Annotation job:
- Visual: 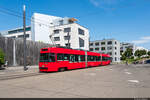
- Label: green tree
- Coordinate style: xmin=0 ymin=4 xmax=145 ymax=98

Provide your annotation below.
xmin=147 ymin=51 xmax=150 ymax=56
xmin=141 ymin=50 xmax=147 ymax=56
xmin=0 ymin=48 xmax=5 ymax=65
xmin=134 ymin=50 xmax=147 ymax=58
xmin=124 ymin=48 xmax=133 ymax=59
xmin=121 ymin=53 xmax=126 ymax=60
xmin=121 ymin=48 xmax=133 ymax=61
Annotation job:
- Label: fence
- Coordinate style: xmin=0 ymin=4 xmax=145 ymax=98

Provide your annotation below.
xmin=0 ymin=36 xmax=52 ymax=66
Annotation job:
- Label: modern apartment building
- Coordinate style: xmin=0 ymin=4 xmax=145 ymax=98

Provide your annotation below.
xmin=31 ymin=13 xmax=89 ymax=50
xmin=89 ymin=39 xmax=120 ymax=62
xmin=0 ymin=26 xmax=31 ymax=40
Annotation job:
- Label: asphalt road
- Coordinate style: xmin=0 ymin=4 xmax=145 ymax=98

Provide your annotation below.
xmin=0 ymin=64 xmax=150 ymax=98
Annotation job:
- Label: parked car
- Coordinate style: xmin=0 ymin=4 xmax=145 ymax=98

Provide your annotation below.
xmin=145 ymin=59 xmax=150 ymax=64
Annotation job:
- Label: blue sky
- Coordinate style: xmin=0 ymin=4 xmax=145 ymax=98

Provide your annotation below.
xmin=0 ymin=0 xmax=150 ymax=50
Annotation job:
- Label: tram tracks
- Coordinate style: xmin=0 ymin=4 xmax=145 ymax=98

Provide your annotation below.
xmin=0 ymin=72 xmax=45 ymax=81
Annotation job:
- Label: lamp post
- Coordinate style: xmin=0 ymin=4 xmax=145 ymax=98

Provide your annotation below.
xmin=23 ymin=5 xmax=28 ymax=71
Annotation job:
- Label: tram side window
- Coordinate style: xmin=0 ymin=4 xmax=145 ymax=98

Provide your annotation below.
xmin=40 ymin=53 xmax=49 ymax=62
xmin=87 ymin=56 xmax=91 ymax=61
xmin=107 ymin=57 xmax=111 ymax=61
xmin=75 ymin=55 xmax=79 ymax=62
xmin=49 ymin=53 xmax=55 ymax=62
xmin=96 ymin=56 xmax=101 ymax=61
xmin=91 ymin=56 xmax=96 ymax=61
xmin=57 ymin=53 xmax=64 ymax=61
xmin=87 ymin=56 xmax=97 ymax=61
xmin=102 ymin=57 xmax=105 ymax=61
xmin=78 ymin=55 xmax=85 ymax=62
xmin=91 ymin=56 xmax=94 ymax=61
xmin=70 ymin=55 xmax=75 ymax=62
xmin=80 ymin=55 xmax=85 ymax=61
xmin=105 ymin=57 xmax=107 ymax=61
xmin=64 ymin=54 xmax=69 ymax=60
xmin=94 ymin=56 xmax=97 ymax=61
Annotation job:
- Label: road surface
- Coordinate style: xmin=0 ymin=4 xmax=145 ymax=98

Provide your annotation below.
xmin=0 ymin=64 xmax=150 ymax=98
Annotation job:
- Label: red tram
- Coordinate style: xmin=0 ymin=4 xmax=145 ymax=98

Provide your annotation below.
xmin=39 ymin=47 xmax=111 ymax=72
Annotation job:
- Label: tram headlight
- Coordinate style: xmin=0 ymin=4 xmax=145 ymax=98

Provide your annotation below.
xmin=42 ymin=65 xmax=45 ymax=67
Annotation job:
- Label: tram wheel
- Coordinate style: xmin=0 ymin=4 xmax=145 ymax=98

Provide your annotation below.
xmin=59 ymin=68 xmax=65 ymax=72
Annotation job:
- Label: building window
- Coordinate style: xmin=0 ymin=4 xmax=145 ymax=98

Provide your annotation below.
xmin=107 ymin=46 xmax=112 ymax=50
xmin=25 ymin=34 xmax=29 ymax=38
xmin=115 ymin=41 xmax=117 ymax=44
xmin=108 ymin=52 xmax=112 ymax=55
xmin=95 ymin=42 xmax=99 ymax=46
xmin=26 ymin=27 xmax=31 ymax=31
xmin=64 ymin=27 xmax=71 ymax=32
xmin=54 ymin=29 xmax=60 ymax=34
xmin=107 ymin=41 xmax=112 ymax=45
xmin=115 ymin=47 xmax=117 ymax=50
xmin=18 ymin=29 xmax=23 ymax=32
xmin=90 ymin=43 xmax=93 ymax=46
xmin=18 ymin=35 xmax=24 ymax=38
xmin=115 ymin=52 xmax=117 ymax=55
xmin=54 ymin=37 xmax=60 ymax=41
xmin=90 ymin=48 xmax=93 ymax=51
xmin=64 ymin=36 xmax=70 ymax=40
xmin=10 ymin=36 xmax=16 ymax=39
xmin=65 ymin=43 xmax=70 ymax=47
xmin=59 ymin=20 xmax=63 ymax=25
xmin=8 ymin=30 xmax=18 ymax=34
xmin=18 ymin=34 xmax=29 ymax=38
xmin=115 ymin=57 xmax=117 ymax=61
xmin=56 ymin=44 xmax=60 ymax=46
xmin=101 ymin=42 xmax=105 ymax=45
xmin=95 ymin=48 xmax=99 ymax=51
xmin=79 ymin=37 xmax=84 ymax=47
xmin=101 ymin=47 xmax=105 ymax=51
xmin=78 ymin=28 xmax=84 ymax=35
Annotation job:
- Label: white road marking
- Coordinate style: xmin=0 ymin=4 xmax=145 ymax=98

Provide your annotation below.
xmin=89 ymin=73 xmax=96 ymax=76
xmin=109 ymin=69 xmax=113 ymax=70
xmin=128 ymin=80 xmax=139 ymax=83
xmin=125 ymin=72 xmax=132 ymax=75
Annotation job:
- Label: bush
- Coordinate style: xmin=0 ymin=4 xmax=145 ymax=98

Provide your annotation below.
xmin=0 ymin=48 xmax=5 ymax=65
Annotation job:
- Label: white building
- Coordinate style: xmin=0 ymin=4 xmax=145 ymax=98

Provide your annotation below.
xmin=0 ymin=26 xmax=31 ymax=40
xmin=31 ymin=13 xmax=89 ymax=50
xmin=90 ymin=39 xmax=120 ymax=62
xmin=135 ymin=46 xmax=148 ymax=52
xmin=0 ymin=13 xmax=89 ymax=50
xmin=120 ymin=43 xmax=148 ymax=55
xmin=120 ymin=42 xmax=137 ymax=54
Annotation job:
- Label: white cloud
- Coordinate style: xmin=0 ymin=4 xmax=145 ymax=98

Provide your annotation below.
xmin=89 ymin=0 xmax=123 ymax=7
xmin=141 ymin=36 xmax=150 ymax=40
xmin=132 ymin=36 xmax=150 ymax=44
xmin=132 ymin=40 xmax=149 ymax=44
